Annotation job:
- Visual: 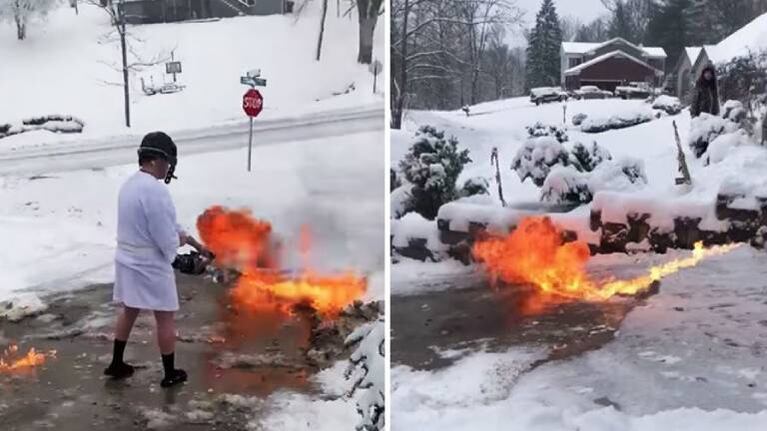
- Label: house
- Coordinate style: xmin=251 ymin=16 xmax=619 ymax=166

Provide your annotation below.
xmin=560 ymin=38 xmax=667 ymax=92
xmin=117 ymin=0 xmax=291 ymax=24
xmin=672 ymin=46 xmax=703 ymax=102
xmin=672 ymin=12 xmax=767 ymax=103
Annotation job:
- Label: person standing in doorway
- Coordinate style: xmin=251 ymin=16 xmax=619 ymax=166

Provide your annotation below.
xmin=104 ymin=131 xmax=209 ymax=388
xmin=691 ymin=64 xmax=720 ymax=117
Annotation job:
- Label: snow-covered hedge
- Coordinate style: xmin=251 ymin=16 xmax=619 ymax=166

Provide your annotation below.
xmin=581 ymin=110 xmax=653 ymax=133
xmin=511 ymin=136 xmax=570 ymax=187
xmin=0 ymin=115 xmax=85 ymax=139
xmin=391 ymin=212 xmax=446 ymax=260
xmin=540 ymin=166 xmax=592 ymax=204
xmin=688 ymin=113 xmax=739 ymax=158
xmin=526 ymin=122 xmax=568 ymax=143
xmin=396 ymin=125 xmax=472 ymax=220
xmin=651 ymin=95 xmax=683 ymax=115
xmin=345 ymin=318 xmax=384 ymax=431
xmin=459 ymin=176 xmax=490 ymax=197
xmin=706 ymin=130 xmax=751 ymax=164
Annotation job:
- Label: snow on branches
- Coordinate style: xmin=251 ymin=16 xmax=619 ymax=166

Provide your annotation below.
xmin=345 ymin=318 xmax=385 ymax=431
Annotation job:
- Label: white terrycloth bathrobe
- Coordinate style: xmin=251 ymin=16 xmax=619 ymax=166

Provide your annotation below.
xmin=113 ymin=171 xmax=184 ymax=311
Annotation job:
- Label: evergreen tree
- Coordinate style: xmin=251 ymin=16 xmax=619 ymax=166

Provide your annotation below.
xmin=525 ymin=0 xmax=563 ymax=89
xmin=645 ymin=0 xmax=693 ymax=71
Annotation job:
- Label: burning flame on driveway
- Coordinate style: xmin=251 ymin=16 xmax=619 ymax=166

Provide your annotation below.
xmin=473 ymin=217 xmax=739 ymax=302
xmin=0 ymin=345 xmax=56 ymax=374
xmin=197 ymin=206 xmax=366 ymax=317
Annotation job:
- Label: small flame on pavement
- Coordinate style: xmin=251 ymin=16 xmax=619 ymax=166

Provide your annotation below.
xmin=0 ymin=344 xmax=56 ymax=374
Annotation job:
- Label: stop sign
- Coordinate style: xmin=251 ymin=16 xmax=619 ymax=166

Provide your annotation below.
xmin=242 ymin=89 xmax=263 ymax=117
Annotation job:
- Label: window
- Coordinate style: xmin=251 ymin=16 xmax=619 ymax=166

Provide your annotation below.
xmin=568 ymin=57 xmax=583 ymax=68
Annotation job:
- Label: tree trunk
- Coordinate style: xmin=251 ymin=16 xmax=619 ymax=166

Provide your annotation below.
xmin=392 ymin=0 xmax=409 ymax=130
xmin=15 ymin=14 xmax=25 ymax=40
xmin=356 ymin=0 xmax=378 ymax=64
xmin=357 ymin=16 xmax=377 ymax=64
xmin=316 ymin=0 xmax=328 ymax=61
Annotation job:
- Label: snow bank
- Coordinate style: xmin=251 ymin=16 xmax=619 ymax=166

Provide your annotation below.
xmin=652 ymin=96 xmax=683 ymax=115
xmin=391 ymin=212 xmax=445 ymax=252
xmin=707 ymin=131 xmax=751 ymax=164
xmin=437 ymin=202 xmax=536 ymax=234
xmin=581 ymin=109 xmax=653 ymax=133
xmin=0 ymin=293 xmax=47 ymax=322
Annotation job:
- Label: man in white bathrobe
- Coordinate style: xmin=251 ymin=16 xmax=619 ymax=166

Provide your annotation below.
xmin=104 ymin=131 xmax=208 ymax=388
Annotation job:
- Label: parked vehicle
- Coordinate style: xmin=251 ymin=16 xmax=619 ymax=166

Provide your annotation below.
xmin=615 ymin=83 xmax=652 ymax=99
xmin=573 ymin=85 xmax=612 ymax=100
xmin=530 ymin=87 xmax=568 ymax=105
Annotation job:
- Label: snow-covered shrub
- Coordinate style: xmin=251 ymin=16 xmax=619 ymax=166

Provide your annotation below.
xmin=569 ymin=141 xmax=612 ymax=172
xmin=0 ymin=115 xmax=85 ymax=139
xmin=540 ymin=158 xmax=647 ymax=205
xmin=541 ymin=166 xmax=592 ymax=205
xmin=526 ymin=122 xmax=568 ymax=143
xmin=723 ymin=100 xmax=747 ymax=122
xmin=459 ymin=176 xmax=490 ymax=197
xmin=706 ymin=130 xmax=751 ymax=163
xmin=590 ymin=157 xmax=648 ymax=191
xmin=581 ymin=110 xmax=653 ymax=133
xmin=511 ymin=136 xmax=570 ymax=187
xmin=345 ymin=319 xmax=384 ymax=431
xmin=398 ymin=125 xmax=471 ymax=219
xmin=572 ymin=113 xmax=588 ymax=126
xmin=717 ymin=50 xmax=767 ymax=107
xmin=391 ymin=184 xmax=415 ymax=219
xmin=651 ymin=95 xmax=683 ymax=115
xmin=391 ymin=212 xmax=446 ymax=260
xmin=688 ymin=113 xmax=739 ymax=158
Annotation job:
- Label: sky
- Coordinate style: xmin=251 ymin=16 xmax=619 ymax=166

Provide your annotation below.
xmin=507 ymin=0 xmax=608 ymax=47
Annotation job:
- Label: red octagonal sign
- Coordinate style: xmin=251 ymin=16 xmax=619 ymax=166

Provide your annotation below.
xmin=242 ymin=89 xmax=263 ymax=117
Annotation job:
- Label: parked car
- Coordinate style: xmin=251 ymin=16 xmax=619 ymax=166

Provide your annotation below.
xmin=615 ymin=83 xmax=652 ymax=99
xmin=530 ymin=87 xmax=568 ymax=105
xmin=573 ymin=85 xmax=612 ymax=100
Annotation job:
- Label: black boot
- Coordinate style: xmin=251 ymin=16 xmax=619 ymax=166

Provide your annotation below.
xmin=160 ymin=352 xmax=187 ymax=388
xmin=104 ymin=339 xmax=135 ymax=379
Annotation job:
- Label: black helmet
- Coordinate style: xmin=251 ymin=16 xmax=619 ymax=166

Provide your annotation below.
xmin=138 ymin=131 xmax=178 ymax=184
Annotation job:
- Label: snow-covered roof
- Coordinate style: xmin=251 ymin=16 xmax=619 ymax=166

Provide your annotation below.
xmin=564 ymin=50 xmax=662 ymax=76
xmin=708 ymin=12 xmax=767 ymax=64
xmin=685 ymin=47 xmax=703 ymax=64
xmin=562 ymin=38 xmax=666 ymax=58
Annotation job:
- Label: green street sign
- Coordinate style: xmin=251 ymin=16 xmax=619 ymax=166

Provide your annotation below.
xmin=252 ymin=78 xmax=267 ymax=87
xmin=240 ymin=77 xmax=266 ymax=87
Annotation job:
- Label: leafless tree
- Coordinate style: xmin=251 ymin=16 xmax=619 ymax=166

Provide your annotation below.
xmin=0 ymin=0 xmax=58 ymax=40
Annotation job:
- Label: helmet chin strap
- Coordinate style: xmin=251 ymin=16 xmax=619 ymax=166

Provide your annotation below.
xmin=164 ymin=164 xmax=177 ymax=184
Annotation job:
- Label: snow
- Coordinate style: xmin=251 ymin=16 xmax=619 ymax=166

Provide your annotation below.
xmin=707 ymin=13 xmax=767 ymax=64
xmin=0 ymin=1 xmax=383 ymax=142
xmin=391 ymin=212 xmax=445 ymax=252
xmin=437 ymin=202 xmax=536 ymax=234
xmin=707 ymin=131 xmax=750 ymax=164
xmin=652 ymin=95 xmax=682 ymax=115
xmin=580 ymin=109 xmax=653 ymax=133
xmin=685 ymin=47 xmax=703 ymax=64
xmin=561 ymin=40 xmax=666 ymax=58
xmin=0 ymin=130 xmax=384 ymax=302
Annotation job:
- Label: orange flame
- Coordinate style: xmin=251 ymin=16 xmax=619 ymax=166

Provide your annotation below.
xmin=473 ymin=217 xmax=739 ymax=302
xmin=0 ymin=344 xmax=56 ymax=374
xmin=197 ymin=207 xmax=366 ymax=317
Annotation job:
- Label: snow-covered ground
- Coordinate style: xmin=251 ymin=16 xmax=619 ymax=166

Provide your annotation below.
xmin=0 ymin=1 xmax=383 ymax=146
xmin=393 ymin=247 xmax=767 ymax=430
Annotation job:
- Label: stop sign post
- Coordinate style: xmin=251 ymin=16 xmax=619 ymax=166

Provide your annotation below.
xmin=242 ymin=89 xmax=263 ymax=171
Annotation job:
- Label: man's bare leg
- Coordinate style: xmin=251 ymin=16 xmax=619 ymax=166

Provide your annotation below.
xmin=154 ymin=310 xmax=187 ymax=387
xmin=105 ymin=306 xmax=140 ymax=379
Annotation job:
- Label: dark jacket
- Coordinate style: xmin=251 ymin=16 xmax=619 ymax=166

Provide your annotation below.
xmin=691 ymin=65 xmax=720 ymax=117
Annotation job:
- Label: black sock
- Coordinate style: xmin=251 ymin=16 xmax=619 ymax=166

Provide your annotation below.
xmin=161 ymin=352 xmax=175 ymax=376
xmin=111 ymin=339 xmax=127 ymax=365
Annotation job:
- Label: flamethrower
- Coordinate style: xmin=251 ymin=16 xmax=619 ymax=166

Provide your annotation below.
xmin=172 ymin=250 xmax=215 ymax=275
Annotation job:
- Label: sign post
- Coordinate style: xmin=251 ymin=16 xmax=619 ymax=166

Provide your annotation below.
xmin=369 ymin=59 xmax=383 ymax=94
xmin=166 ymin=51 xmax=182 ymax=83
xmin=240 ymin=68 xmax=267 ymax=171
xmin=242 ymin=88 xmax=264 ymax=171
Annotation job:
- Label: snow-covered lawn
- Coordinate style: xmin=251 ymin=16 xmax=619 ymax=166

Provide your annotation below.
xmin=0 ymin=1 xmax=383 ymax=144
